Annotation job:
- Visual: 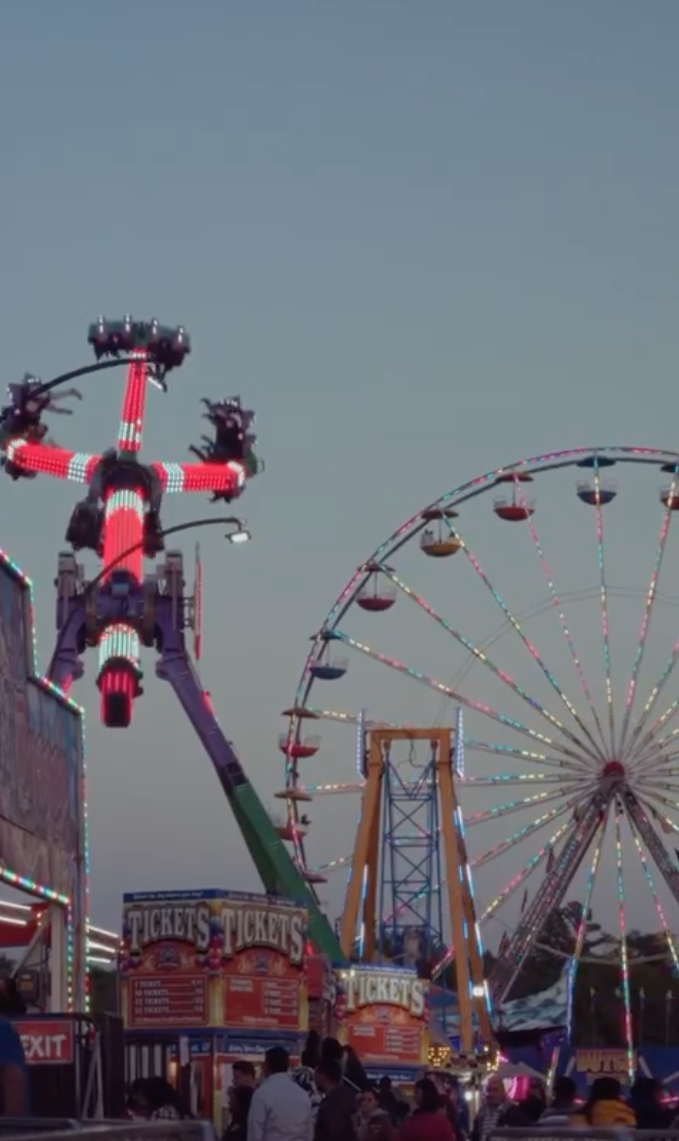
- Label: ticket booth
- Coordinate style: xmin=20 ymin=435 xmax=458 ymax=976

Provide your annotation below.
xmin=121 ymin=889 xmax=310 ymax=1127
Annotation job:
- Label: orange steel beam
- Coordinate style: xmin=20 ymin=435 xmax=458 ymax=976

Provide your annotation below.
xmin=437 ymin=739 xmax=474 ymax=1053
xmin=363 ymin=787 xmax=382 ymax=960
xmin=340 ymin=736 xmax=383 ymax=958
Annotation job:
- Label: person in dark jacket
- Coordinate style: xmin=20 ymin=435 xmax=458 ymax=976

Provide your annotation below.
xmin=541 ymin=1076 xmax=577 ymax=1124
xmin=315 ymin=1058 xmax=358 ymax=1141
xmin=628 ymin=1077 xmax=673 ymax=1130
xmin=224 ymin=1085 xmax=254 ymax=1141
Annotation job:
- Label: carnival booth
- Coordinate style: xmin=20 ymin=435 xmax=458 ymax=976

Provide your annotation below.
xmin=121 ymin=889 xmax=311 ymax=1126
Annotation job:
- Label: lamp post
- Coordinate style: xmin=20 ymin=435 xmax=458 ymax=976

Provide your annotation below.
xmin=48 ymin=515 xmax=250 ymax=679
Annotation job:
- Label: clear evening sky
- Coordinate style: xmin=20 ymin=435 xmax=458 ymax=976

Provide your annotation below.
xmin=1 ymin=2 xmax=679 ymax=943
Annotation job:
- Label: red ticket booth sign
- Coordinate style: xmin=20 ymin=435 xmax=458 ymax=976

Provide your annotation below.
xmin=334 ymin=967 xmax=429 ymax=1069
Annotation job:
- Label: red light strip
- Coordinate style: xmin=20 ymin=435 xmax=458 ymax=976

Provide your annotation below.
xmin=5 ymin=441 xmax=100 ymax=482
xmin=151 ymin=460 xmax=246 ymax=494
xmin=117 ymin=354 xmax=148 ymax=454
xmin=101 ymin=488 xmax=145 ymax=582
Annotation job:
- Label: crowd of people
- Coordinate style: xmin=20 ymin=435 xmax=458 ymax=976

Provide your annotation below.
xmin=471 ymin=1072 xmax=679 ymax=1138
xmin=125 ymin=1036 xmax=679 ymax=1141
xmin=221 ymin=1034 xmax=465 ymax=1141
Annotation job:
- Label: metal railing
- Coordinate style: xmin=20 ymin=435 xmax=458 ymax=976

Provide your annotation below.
xmin=0 ymin=1124 xmax=215 ymax=1141
xmin=490 ymin=1130 xmax=679 ymax=1141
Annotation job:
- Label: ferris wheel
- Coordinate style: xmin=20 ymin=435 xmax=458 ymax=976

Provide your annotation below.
xmin=278 ymin=446 xmax=679 ymax=1053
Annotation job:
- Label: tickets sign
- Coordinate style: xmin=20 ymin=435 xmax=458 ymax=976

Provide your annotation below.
xmin=15 ymin=1019 xmax=74 ymax=1065
xmin=221 ymin=893 xmax=307 ymax=1031
xmin=121 ymin=889 xmax=308 ymax=1033
xmin=334 ymin=966 xmax=428 ymax=1068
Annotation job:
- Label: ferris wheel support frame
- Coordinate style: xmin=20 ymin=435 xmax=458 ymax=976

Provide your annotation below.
xmin=340 ymin=726 xmax=492 ymax=1053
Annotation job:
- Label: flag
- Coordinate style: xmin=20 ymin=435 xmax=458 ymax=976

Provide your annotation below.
xmin=546 ymin=847 xmax=555 ymax=873
xmin=520 ymin=888 xmax=529 ymax=914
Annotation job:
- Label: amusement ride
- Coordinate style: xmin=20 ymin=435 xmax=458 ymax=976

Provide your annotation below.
xmin=281 ymin=449 xmax=679 ymax=1065
xmin=0 ymin=317 xmax=345 ymax=969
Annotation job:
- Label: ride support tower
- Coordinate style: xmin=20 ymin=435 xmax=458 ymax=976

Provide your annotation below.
xmin=0 ymin=318 xmax=343 ymax=961
xmin=341 ymin=725 xmax=492 ymax=1054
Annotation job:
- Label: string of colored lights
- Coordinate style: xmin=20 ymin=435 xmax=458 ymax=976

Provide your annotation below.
xmin=511 ymin=473 xmax=608 ymax=759
xmin=454 ymin=708 xmax=464 ymax=777
xmin=614 ymin=807 xmax=634 ymax=1079
xmin=626 ymin=630 xmax=679 ymax=760
xmin=463 ymin=784 xmax=593 ymax=828
xmin=630 ymin=828 xmax=679 ymax=976
xmin=565 ymin=819 xmax=605 ymax=1041
xmin=471 ymin=795 xmax=585 ymax=869
xmin=629 ymin=701 xmax=679 ymax=771
xmin=454 ymin=802 xmax=492 ymax=1019
xmin=333 ymin=630 xmax=591 ymax=766
xmin=380 ymin=564 xmax=602 ymax=763
xmin=0 ymin=548 xmax=87 ymax=1010
xmin=592 ymin=461 xmax=616 ymax=751
xmin=117 ymin=352 xmax=147 ymax=454
xmin=618 ymin=473 xmax=677 ymax=757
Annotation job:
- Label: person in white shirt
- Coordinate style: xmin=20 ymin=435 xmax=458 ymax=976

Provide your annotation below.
xmin=247 ymin=1046 xmax=313 ymax=1141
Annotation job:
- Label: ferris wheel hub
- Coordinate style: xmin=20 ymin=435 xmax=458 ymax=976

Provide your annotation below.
xmin=600 ymin=759 xmax=626 ymax=788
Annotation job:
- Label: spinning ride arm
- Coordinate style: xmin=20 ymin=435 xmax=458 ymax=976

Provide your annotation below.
xmin=154 ymin=585 xmax=342 ymax=960
xmin=489 ymin=794 xmax=607 ymax=1003
xmin=4 ymin=439 xmax=101 ymax=482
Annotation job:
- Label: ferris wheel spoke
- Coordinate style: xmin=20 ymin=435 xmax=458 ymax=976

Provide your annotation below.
xmin=632 ymin=723 xmax=679 ymax=774
xmin=379 ymin=565 xmax=602 ymax=764
xmin=629 ymin=827 xmax=679 ymax=977
xmin=464 ymin=772 xmax=578 ymax=786
xmin=566 ymin=817 xmax=607 ymax=1041
xmin=440 ymin=516 xmax=599 ymax=761
xmin=582 ymin=462 xmax=617 ymax=752
xmin=334 ymin=630 xmax=593 ymax=770
xmin=619 ymin=477 xmax=678 ymax=757
xmin=432 ymin=818 xmax=575 ymax=981
xmin=629 ymin=704 xmax=679 ymax=770
xmin=300 ymin=782 xmax=365 ymax=794
xmin=465 ymin=783 xmax=595 ymax=828
xmin=307 ymin=707 xmax=395 ymax=729
xmin=471 ymin=793 xmax=588 ymax=869
xmin=509 ymin=474 xmax=609 ymax=758
xmin=624 ymin=637 xmax=679 ymax=761
xmin=480 ymin=819 xmax=576 ymax=923
xmin=613 ymin=808 xmax=635 ymax=1077
xmin=310 ymin=855 xmax=353 ymax=874
xmin=467 ymin=740 xmax=574 ymax=765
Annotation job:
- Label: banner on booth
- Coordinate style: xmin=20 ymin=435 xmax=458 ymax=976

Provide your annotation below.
xmin=121 ymin=890 xmax=308 ymax=1033
xmin=334 ymin=966 xmax=429 ymax=1069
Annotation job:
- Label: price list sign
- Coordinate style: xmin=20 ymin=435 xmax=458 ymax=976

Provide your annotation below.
xmin=130 ymin=975 xmax=207 ymax=1028
xmin=225 ymin=972 xmax=300 ymax=1030
xmin=347 ymin=1019 xmax=421 ymax=1066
